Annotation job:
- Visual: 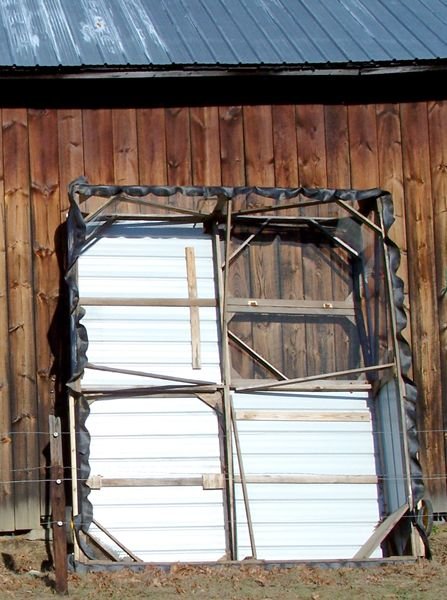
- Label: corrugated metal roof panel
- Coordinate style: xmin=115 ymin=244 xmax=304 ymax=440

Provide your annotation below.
xmin=0 ymin=0 xmax=446 ymax=68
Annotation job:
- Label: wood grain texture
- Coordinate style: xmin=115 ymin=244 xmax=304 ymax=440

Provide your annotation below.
xmin=0 ymin=108 xmax=14 ymax=530
xmin=28 ymin=109 xmax=60 ymax=513
xmin=296 ymin=104 xmax=334 ymax=376
xmin=219 ymin=106 xmax=245 ymax=187
xmin=83 ymin=109 xmax=114 ymax=212
xmin=112 ymin=108 xmax=138 ymax=185
xmin=191 ymin=107 xmax=221 ymax=185
xmin=165 ymin=107 xmax=192 ymax=187
xmin=348 ymin=105 xmax=379 ymax=189
xmin=57 ymin=109 xmax=84 ymax=211
xmin=427 ymin=100 xmax=447 ymax=471
xmin=243 ymin=105 xmax=275 ymax=187
xmin=272 ymin=106 xmax=306 ymax=377
xmin=376 ymin=103 xmax=412 ymax=351
xmin=137 ymin=108 xmax=167 ymax=185
xmin=272 ymin=105 xmax=299 ymax=188
xmin=325 ymin=105 xmax=351 ymax=190
xmin=235 ymin=410 xmax=371 ymax=422
xmin=348 ymin=104 xmax=383 ymax=368
xmin=324 ymin=105 xmax=354 ymax=372
xmin=112 ymin=108 xmax=138 ymax=214
xmin=243 ymin=106 xmax=282 ymax=377
xmin=185 ymin=247 xmax=201 ymax=369
xmin=219 ymin=105 xmax=250 ymax=376
xmin=2 ymin=108 xmax=39 ymax=530
xmin=401 ymin=102 xmax=445 ymax=511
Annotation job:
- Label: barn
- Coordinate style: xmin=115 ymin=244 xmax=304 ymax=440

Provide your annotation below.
xmin=0 ymin=0 xmax=446 ymax=566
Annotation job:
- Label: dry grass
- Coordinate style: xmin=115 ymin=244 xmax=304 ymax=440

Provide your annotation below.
xmin=1 ymin=523 xmax=447 ymax=598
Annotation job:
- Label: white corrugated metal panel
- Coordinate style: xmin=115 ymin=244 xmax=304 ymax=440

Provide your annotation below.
xmin=232 ymin=391 xmax=381 ymax=560
xmin=77 ymin=224 xmax=226 ymax=561
xmin=86 ymin=396 xmax=226 ymax=562
xmin=79 ymin=230 xmax=215 ymax=299
xmin=79 ymin=225 xmax=221 ymax=388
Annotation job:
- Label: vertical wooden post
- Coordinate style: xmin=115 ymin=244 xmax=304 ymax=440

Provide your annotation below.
xmin=185 ymin=247 xmax=201 ymax=369
xmin=49 ymin=415 xmax=68 ymax=595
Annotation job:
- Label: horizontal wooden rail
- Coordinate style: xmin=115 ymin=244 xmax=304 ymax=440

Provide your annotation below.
xmin=80 ymin=297 xmax=216 ymax=307
xmin=87 ymin=473 xmax=378 ymax=489
xmin=227 ymin=298 xmax=355 ymax=316
xmin=231 ymin=379 xmax=371 ymax=391
xmin=234 ymin=410 xmax=371 ymax=422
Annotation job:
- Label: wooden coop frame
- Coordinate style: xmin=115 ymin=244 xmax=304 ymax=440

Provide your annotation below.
xmin=65 ymin=179 xmax=428 ymax=568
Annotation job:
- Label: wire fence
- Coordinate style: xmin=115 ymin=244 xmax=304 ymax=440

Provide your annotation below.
xmin=1 ymin=428 xmax=447 ymax=486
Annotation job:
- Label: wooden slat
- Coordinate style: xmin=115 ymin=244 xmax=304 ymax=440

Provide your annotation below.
xmin=239 ymin=475 xmax=378 ymax=485
xmin=57 ymin=109 xmax=84 ymax=212
xmin=137 ymin=108 xmax=167 ymax=187
xmin=91 ymin=518 xmax=143 ymax=562
xmin=0 ymin=107 xmax=14 ymax=530
xmin=228 ymin=330 xmax=287 ymax=380
xmin=88 ymin=476 xmax=204 ymax=488
xmin=325 ymin=105 xmax=351 ymax=190
xmin=112 ymin=108 xmax=138 ymax=185
xmin=28 ymin=108 xmax=61 ymax=518
xmin=353 ymin=503 xmax=409 ymax=560
xmin=348 ymin=104 xmax=382 ymax=366
xmin=401 ymin=102 xmax=445 ymax=511
xmin=82 ymin=109 xmax=114 ymax=212
xmin=243 ymin=106 xmax=282 ymax=378
xmin=219 ymin=106 xmax=252 ymax=379
xmin=165 ymin=107 xmax=192 ymax=187
xmin=219 ymin=106 xmax=245 ymax=187
xmin=3 ymin=108 xmax=39 ymax=530
xmin=136 ymin=107 xmax=167 ymax=215
xmin=272 ymin=105 xmax=299 ymax=187
xmin=185 ymin=247 xmax=201 ymax=369
xmin=235 ymin=410 xmax=371 ymax=422
xmin=325 ymin=105 xmax=354 ymax=373
xmin=112 ymin=108 xmax=138 ymax=214
xmin=231 ymin=379 xmax=371 ymax=392
xmin=236 ymin=362 xmax=395 ymax=392
xmin=88 ymin=474 xmax=378 ymax=487
xmin=227 ymin=298 xmax=355 ymax=316
xmin=427 ymin=101 xmax=447 ymax=471
xmin=80 ymin=297 xmax=216 ymax=307
xmin=191 ymin=107 xmax=221 ymax=185
xmin=272 ymin=105 xmax=307 ymax=379
xmin=296 ymin=104 xmax=333 ymax=376
xmin=348 ymin=105 xmax=379 ymax=189
xmin=376 ymin=104 xmax=411 ymax=350
xmin=244 ymin=105 xmax=275 ymax=187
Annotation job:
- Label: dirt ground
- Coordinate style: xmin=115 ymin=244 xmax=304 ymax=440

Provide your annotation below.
xmin=1 ymin=524 xmax=447 ymax=598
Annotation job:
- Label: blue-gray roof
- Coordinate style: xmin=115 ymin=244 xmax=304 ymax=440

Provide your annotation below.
xmin=1 ymin=0 xmax=447 ymax=69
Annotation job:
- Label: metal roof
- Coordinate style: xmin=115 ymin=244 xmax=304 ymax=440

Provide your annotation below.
xmin=0 ymin=0 xmax=447 ymax=70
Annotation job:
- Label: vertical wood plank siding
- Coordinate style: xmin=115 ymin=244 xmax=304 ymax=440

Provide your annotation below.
xmin=0 ymin=100 xmax=446 ymax=530
xmin=0 ymin=108 xmax=14 ymax=529
xmin=2 ymin=109 xmax=40 ymax=530
xmin=400 ymin=103 xmax=445 ymax=509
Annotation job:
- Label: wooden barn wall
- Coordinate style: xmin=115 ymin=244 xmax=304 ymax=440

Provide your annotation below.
xmin=0 ymin=99 xmax=446 ymax=532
